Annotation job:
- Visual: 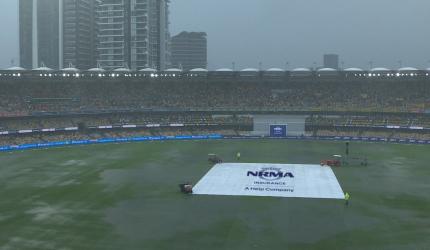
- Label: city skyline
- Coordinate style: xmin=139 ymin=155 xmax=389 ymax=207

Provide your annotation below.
xmin=97 ymin=0 xmax=170 ymax=70
xmin=1 ymin=0 xmax=430 ymax=70
xmin=19 ymin=0 xmax=99 ymax=70
xmin=171 ymin=31 xmax=207 ymax=71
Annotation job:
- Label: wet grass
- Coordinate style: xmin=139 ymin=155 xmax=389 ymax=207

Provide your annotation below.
xmin=0 ymin=140 xmax=429 ymax=250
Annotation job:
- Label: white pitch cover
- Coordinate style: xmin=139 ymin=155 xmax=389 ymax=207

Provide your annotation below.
xmin=192 ymin=163 xmax=344 ymax=199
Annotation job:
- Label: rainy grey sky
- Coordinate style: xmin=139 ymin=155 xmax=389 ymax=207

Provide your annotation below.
xmin=1 ymin=0 xmax=430 ymax=69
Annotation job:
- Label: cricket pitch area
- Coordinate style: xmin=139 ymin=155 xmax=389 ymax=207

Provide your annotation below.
xmin=193 ymin=163 xmax=344 ymax=199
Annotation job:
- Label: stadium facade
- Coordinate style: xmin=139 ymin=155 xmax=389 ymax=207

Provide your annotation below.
xmin=171 ymin=31 xmax=207 ymax=71
xmin=97 ymin=0 xmax=170 ymax=71
xmin=19 ymin=0 xmax=99 ymax=70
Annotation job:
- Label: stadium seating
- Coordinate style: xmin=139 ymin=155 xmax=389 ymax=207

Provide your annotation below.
xmin=1 ymin=77 xmax=429 ymax=146
xmin=0 ymin=77 xmax=429 ymax=115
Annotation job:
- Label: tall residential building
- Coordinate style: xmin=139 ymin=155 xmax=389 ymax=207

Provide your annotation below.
xmin=323 ymin=54 xmax=339 ymax=69
xmin=19 ymin=0 xmax=99 ymax=70
xmin=97 ymin=0 xmax=170 ymax=71
xmin=171 ymin=31 xmax=207 ymax=71
xmin=63 ymin=0 xmax=99 ymax=69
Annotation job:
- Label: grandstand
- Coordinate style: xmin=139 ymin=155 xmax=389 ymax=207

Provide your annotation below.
xmin=0 ymin=68 xmax=429 ymax=148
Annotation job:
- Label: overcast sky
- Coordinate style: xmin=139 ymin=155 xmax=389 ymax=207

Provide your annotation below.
xmin=1 ymin=0 xmax=430 ymax=69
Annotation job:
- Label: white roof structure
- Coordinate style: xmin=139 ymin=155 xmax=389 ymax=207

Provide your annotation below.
xmin=216 ymin=68 xmax=233 ymax=72
xmin=113 ymin=68 xmax=131 ymax=72
xmin=371 ymin=67 xmax=390 ymax=72
xmin=292 ymin=67 xmax=311 ymax=72
xmin=266 ymin=68 xmax=284 ymax=72
xmin=61 ymin=67 xmax=79 ymax=72
xmin=189 ymin=68 xmax=208 ymax=72
xmin=32 ymin=66 xmax=53 ymax=71
xmin=87 ymin=67 xmax=105 ymax=72
xmin=241 ymin=68 xmax=259 ymax=72
xmin=165 ymin=68 xmax=182 ymax=72
xmin=5 ymin=66 xmax=26 ymax=71
xmin=139 ymin=68 xmax=157 ymax=72
xmin=398 ymin=67 xmax=418 ymax=72
xmin=317 ymin=68 xmax=337 ymax=72
xmin=427 ymin=68 xmax=430 ymax=71
xmin=344 ymin=67 xmax=364 ymax=72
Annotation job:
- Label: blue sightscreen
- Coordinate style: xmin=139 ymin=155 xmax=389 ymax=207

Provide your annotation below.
xmin=270 ymin=124 xmax=287 ymax=137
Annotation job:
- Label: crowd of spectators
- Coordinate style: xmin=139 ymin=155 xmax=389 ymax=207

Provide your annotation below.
xmin=0 ymin=77 xmax=429 ymax=115
xmin=306 ymin=115 xmax=430 ymax=128
xmin=314 ymin=129 xmax=430 ymax=140
xmin=1 ymin=112 xmax=430 ymax=146
xmin=307 ymin=115 xmax=430 ymax=140
xmin=0 ymin=113 xmax=252 ymax=131
xmin=0 ymin=128 xmax=240 ymax=147
xmin=1 ymin=76 xmax=430 ymax=147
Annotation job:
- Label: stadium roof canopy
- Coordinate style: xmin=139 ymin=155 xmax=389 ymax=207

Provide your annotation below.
xmin=139 ymin=68 xmax=157 ymax=72
xmin=344 ymin=67 xmax=364 ymax=72
xmin=371 ymin=67 xmax=390 ymax=72
xmin=61 ymin=67 xmax=79 ymax=72
xmin=5 ymin=66 xmax=25 ymax=71
xmin=87 ymin=67 xmax=105 ymax=72
xmin=32 ymin=66 xmax=53 ymax=71
xmin=398 ymin=67 xmax=419 ymax=72
xmin=317 ymin=68 xmax=337 ymax=72
xmin=113 ymin=68 xmax=131 ymax=72
xmin=266 ymin=68 xmax=284 ymax=72
xmin=165 ymin=68 xmax=182 ymax=72
xmin=241 ymin=68 xmax=259 ymax=72
xmin=216 ymin=68 xmax=233 ymax=72
xmin=292 ymin=67 xmax=311 ymax=72
xmin=189 ymin=68 xmax=208 ymax=72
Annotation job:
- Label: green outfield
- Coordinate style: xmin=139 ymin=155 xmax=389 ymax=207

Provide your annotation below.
xmin=0 ymin=140 xmax=429 ymax=250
